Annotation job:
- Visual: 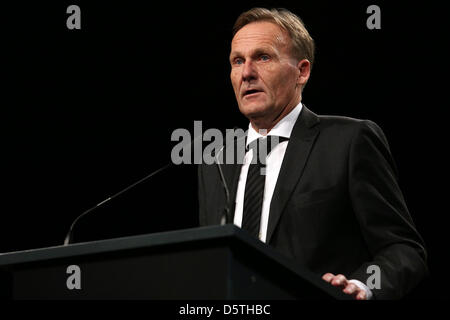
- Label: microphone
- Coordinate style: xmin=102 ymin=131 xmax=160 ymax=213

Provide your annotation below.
xmin=63 ymin=163 xmax=172 ymax=245
xmin=63 ymin=127 xmax=239 ymax=245
xmin=63 ymin=128 xmax=210 ymax=245
xmin=215 ymin=126 xmax=245 ymax=225
xmin=215 ymin=148 xmax=231 ymax=226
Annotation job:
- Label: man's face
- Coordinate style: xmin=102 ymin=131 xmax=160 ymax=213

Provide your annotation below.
xmin=230 ymin=21 xmax=304 ymax=123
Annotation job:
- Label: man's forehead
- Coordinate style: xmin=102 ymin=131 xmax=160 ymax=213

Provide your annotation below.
xmin=231 ymin=21 xmax=288 ymax=48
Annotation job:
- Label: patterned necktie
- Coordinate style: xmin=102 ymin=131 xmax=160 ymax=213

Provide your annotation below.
xmin=242 ymin=136 xmax=289 ymax=238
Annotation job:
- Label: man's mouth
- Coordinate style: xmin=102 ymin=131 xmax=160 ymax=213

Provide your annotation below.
xmin=242 ymin=88 xmax=264 ymax=98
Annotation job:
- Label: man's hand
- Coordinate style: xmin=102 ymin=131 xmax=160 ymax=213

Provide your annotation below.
xmin=322 ymin=273 xmax=367 ymax=300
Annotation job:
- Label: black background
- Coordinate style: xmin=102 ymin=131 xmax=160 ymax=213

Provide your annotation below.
xmin=2 ymin=0 xmax=448 ymax=299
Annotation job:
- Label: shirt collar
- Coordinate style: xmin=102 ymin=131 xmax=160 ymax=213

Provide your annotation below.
xmin=246 ymin=101 xmax=303 ymax=147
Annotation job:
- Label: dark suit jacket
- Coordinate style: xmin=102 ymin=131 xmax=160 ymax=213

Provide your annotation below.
xmin=198 ymin=105 xmax=428 ymax=299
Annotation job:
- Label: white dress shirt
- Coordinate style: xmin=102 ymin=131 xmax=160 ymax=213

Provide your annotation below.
xmin=233 ymin=102 xmax=302 ymax=242
xmin=233 ymin=101 xmax=373 ymax=299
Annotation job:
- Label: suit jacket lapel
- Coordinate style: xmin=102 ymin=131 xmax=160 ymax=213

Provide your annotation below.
xmin=266 ymin=105 xmax=320 ymax=243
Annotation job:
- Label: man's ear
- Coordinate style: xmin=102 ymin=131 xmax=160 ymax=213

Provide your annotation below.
xmin=297 ymin=59 xmax=311 ymax=87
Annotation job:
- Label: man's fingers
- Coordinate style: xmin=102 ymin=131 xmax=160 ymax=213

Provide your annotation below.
xmin=322 ymin=273 xmax=335 ymax=283
xmin=343 ymin=283 xmax=358 ymax=295
xmin=322 ymin=272 xmax=368 ymax=300
xmin=331 ymin=274 xmax=348 ymax=287
xmin=356 ymin=289 xmax=367 ymax=300
xmin=322 ymin=273 xmax=348 ymax=288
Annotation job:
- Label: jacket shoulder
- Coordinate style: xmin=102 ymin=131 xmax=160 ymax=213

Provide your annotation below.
xmin=317 ymin=114 xmax=384 ymax=137
xmin=318 ymin=114 xmax=372 ymax=127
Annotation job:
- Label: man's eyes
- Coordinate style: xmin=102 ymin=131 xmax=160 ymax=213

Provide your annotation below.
xmin=231 ymin=54 xmax=271 ymax=65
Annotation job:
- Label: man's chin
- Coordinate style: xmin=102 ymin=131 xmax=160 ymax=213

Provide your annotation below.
xmin=239 ymin=102 xmax=269 ymax=119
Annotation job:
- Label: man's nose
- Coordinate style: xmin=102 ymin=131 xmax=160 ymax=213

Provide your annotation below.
xmin=242 ymin=60 xmax=257 ymax=82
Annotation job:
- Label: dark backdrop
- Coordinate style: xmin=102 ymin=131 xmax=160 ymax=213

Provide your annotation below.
xmin=2 ymin=0 xmax=448 ymax=299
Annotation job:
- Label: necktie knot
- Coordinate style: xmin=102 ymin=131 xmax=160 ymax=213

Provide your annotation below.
xmin=246 ymin=136 xmax=289 ymax=165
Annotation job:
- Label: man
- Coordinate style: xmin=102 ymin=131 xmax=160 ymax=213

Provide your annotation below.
xmin=197 ymin=8 xmax=427 ymax=299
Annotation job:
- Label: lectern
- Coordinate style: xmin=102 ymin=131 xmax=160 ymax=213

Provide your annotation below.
xmin=0 ymin=225 xmax=349 ymax=299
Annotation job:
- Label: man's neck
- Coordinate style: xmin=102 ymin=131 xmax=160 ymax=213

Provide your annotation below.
xmin=250 ymin=98 xmax=302 ymax=133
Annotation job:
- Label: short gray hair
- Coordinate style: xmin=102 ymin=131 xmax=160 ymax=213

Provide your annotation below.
xmin=233 ymin=7 xmax=315 ymax=68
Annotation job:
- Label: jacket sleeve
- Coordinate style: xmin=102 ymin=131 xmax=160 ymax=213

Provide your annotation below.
xmin=348 ymin=120 xmax=428 ymax=299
